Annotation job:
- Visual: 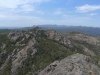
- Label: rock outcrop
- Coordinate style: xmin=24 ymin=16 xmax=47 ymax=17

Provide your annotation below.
xmin=83 ymin=46 xmax=95 ymax=56
xmin=8 ymin=31 xmax=23 ymax=41
xmin=67 ymin=33 xmax=100 ymax=45
xmin=38 ymin=53 xmax=100 ymax=75
xmin=11 ymin=38 xmax=36 ymax=74
xmin=45 ymin=29 xmax=61 ymax=41
xmin=1 ymin=43 xmax=6 ymax=49
xmin=45 ymin=29 xmax=73 ymax=49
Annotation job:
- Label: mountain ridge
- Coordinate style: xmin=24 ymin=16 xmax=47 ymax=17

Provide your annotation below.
xmin=0 ymin=27 xmax=100 ymax=75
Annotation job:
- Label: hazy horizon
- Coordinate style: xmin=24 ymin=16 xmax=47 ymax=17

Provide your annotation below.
xmin=0 ymin=25 xmax=100 ymax=29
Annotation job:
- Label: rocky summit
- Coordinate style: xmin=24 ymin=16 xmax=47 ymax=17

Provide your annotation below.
xmin=38 ymin=53 xmax=100 ymax=75
xmin=0 ymin=27 xmax=100 ymax=75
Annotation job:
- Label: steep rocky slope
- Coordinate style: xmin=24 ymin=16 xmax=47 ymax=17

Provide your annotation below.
xmin=0 ymin=27 xmax=100 ymax=75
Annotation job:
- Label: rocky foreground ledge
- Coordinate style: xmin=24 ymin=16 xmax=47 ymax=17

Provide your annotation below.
xmin=36 ymin=53 xmax=100 ymax=75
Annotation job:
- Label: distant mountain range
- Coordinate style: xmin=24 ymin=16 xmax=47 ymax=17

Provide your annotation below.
xmin=32 ymin=25 xmax=100 ymax=36
xmin=0 ymin=25 xmax=100 ymax=36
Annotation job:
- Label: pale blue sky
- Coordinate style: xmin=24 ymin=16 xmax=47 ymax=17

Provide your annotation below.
xmin=0 ymin=0 xmax=100 ymax=27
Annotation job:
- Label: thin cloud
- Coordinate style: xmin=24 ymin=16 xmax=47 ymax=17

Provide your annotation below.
xmin=87 ymin=13 xmax=97 ymax=16
xmin=0 ymin=0 xmax=50 ymax=12
xmin=21 ymin=4 xmax=34 ymax=12
xmin=54 ymin=8 xmax=63 ymax=14
xmin=0 ymin=12 xmax=97 ymax=27
xmin=0 ymin=0 xmax=50 ymax=9
xmin=54 ymin=8 xmax=73 ymax=15
xmin=62 ymin=14 xmax=68 ymax=18
xmin=0 ymin=0 xmax=28 ymax=9
xmin=66 ymin=0 xmax=75 ymax=5
xmin=76 ymin=4 xmax=100 ymax=13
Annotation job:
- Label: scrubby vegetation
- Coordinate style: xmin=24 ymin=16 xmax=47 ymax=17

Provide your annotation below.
xmin=0 ymin=27 xmax=100 ymax=75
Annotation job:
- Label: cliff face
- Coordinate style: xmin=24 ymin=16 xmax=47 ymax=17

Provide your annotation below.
xmin=0 ymin=27 xmax=100 ymax=75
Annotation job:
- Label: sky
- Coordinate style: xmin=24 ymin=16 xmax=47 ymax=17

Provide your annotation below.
xmin=0 ymin=0 xmax=100 ymax=27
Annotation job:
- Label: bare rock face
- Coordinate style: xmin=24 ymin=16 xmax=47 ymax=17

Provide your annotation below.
xmin=45 ymin=29 xmax=72 ymax=47
xmin=68 ymin=33 xmax=100 ymax=45
xmin=38 ymin=53 xmax=100 ymax=75
xmin=8 ymin=31 xmax=23 ymax=41
xmin=1 ymin=43 xmax=6 ymax=49
xmin=11 ymin=38 xmax=36 ymax=74
xmin=25 ymin=34 xmax=31 ymax=39
xmin=98 ymin=61 xmax=100 ymax=66
xmin=45 ymin=29 xmax=61 ymax=41
xmin=83 ymin=46 xmax=95 ymax=56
